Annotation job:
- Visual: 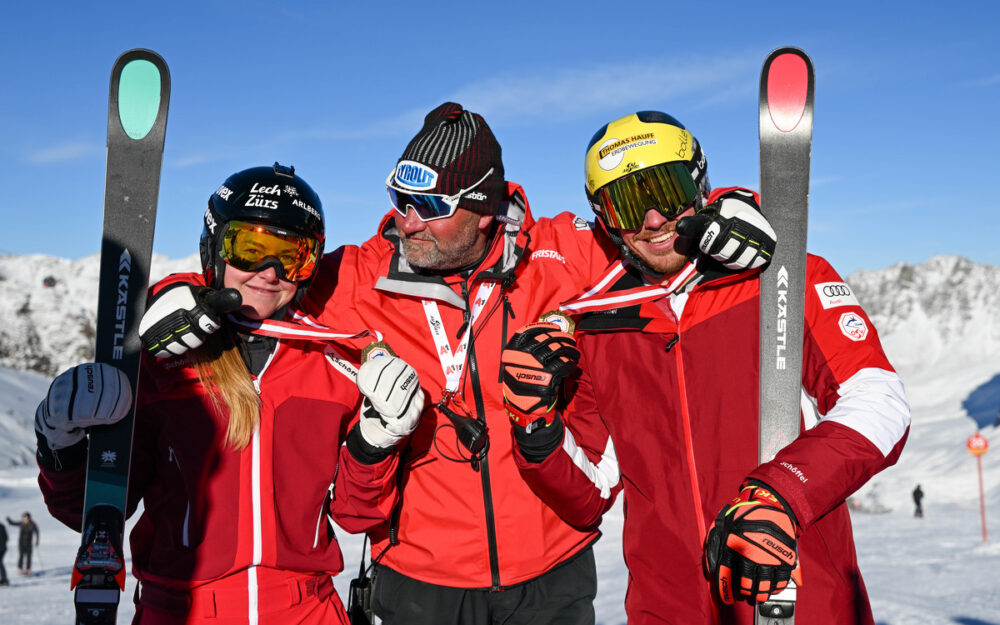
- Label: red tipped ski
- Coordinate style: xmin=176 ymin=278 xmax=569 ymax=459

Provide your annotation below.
xmin=756 ymin=46 xmax=814 ymax=625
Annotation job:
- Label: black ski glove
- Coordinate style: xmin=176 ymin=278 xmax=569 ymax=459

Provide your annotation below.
xmin=502 ymin=322 xmax=578 ymax=462
xmin=676 ymin=189 xmax=776 ymax=271
xmin=138 ymin=283 xmax=242 ymax=358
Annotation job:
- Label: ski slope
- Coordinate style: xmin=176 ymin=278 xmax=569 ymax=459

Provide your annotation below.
xmin=0 ymin=356 xmax=997 ymax=624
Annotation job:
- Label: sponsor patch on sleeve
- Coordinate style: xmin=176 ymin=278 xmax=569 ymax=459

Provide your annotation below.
xmin=838 ymin=312 xmax=869 ymax=342
xmin=814 ymin=281 xmax=860 ymax=309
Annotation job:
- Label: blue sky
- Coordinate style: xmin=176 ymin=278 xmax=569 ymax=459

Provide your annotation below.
xmin=2 ymin=1 xmax=997 ymax=276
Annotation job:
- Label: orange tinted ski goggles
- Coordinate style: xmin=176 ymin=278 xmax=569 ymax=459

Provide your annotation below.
xmin=220 ymin=220 xmax=320 ymax=282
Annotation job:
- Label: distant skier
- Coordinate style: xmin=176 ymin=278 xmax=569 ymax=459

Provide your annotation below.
xmin=6 ymin=512 xmax=39 ymax=575
xmin=913 ymin=484 xmax=924 ymax=518
xmin=0 ymin=519 xmax=8 ymax=585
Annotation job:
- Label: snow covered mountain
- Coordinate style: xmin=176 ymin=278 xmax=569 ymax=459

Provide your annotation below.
xmin=848 ymin=255 xmax=1000 ymax=376
xmin=0 ymin=253 xmax=200 ymax=376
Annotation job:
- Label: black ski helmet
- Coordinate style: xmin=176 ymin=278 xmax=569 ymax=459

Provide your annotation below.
xmin=200 ymin=163 xmax=325 ymax=294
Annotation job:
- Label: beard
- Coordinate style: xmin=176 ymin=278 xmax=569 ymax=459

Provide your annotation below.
xmin=400 ymin=216 xmax=488 ymax=272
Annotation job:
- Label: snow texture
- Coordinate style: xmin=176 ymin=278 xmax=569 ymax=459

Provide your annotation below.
xmin=0 ymin=253 xmax=997 ymax=623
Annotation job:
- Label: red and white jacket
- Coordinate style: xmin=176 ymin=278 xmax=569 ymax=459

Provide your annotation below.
xmin=303 ymin=183 xmax=620 ymax=589
xmin=514 ymin=251 xmax=910 ymax=624
xmin=39 ymin=273 xmax=398 ymax=622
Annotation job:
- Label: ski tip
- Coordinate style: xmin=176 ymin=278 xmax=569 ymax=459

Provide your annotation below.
xmin=110 ymin=49 xmax=171 ymax=142
xmin=761 ymin=47 xmax=814 ymax=133
xmin=113 ymin=48 xmax=169 ymax=71
xmin=112 ymin=49 xmax=170 ymax=88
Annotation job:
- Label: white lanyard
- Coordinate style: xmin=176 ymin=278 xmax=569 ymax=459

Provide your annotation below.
xmin=422 ymin=282 xmax=496 ymax=392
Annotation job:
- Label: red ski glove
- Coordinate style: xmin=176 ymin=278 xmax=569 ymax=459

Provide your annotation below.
xmin=703 ymin=481 xmax=799 ymax=605
xmin=501 ymin=322 xmax=579 ymax=434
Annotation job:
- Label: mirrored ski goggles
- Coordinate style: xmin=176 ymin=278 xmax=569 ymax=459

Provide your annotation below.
xmin=386 ymin=167 xmax=495 ymax=222
xmin=220 ymin=220 xmax=321 ymax=282
xmin=590 ymin=161 xmax=700 ymax=230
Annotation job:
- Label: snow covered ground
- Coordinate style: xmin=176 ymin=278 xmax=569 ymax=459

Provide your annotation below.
xmin=0 ymin=355 xmax=997 ymax=623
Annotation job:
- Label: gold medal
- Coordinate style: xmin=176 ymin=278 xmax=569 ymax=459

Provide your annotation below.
xmin=361 ymin=340 xmax=396 ymax=361
xmin=538 ymin=310 xmax=575 ymax=333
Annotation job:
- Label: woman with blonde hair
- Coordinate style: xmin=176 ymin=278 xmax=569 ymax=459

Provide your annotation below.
xmin=37 ymin=163 xmax=423 ymax=624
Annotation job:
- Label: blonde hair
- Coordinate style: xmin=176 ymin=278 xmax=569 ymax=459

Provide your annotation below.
xmin=191 ymin=328 xmax=261 ymax=450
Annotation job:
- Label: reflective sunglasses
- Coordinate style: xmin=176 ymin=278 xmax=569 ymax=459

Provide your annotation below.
xmin=386 ymin=167 xmax=495 ymax=222
xmin=220 ymin=220 xmax=321 ymax=282
xmin=590 ymin=161 xmax=699 ymax=230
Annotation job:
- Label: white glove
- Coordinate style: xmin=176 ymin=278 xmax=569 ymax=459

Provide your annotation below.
xmin=138 ymin=283 xmax=241 ymax=359
xmin=35 ymin=363 xmax=133 ymax=450
xmin=678 ymin=189 xmax=777 ymax=271
xmin=356 ymin=355 xmax=424 ymax=449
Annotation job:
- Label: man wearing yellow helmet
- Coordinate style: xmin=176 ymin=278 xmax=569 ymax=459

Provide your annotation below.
xmin=583 ymin=111 xmax=776 ymax=278
xmin=503 ymin=111 xmax=910 ymax=624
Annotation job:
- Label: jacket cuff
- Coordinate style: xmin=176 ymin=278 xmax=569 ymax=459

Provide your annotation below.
xmin=743 ymin=478 xmax=799 ymax=529
xmin=346 ymin=424 xmax=395 ymax=465
xmin=513 ymin=414 xmax=564 ymax=463
xmin=36 ymin=432 xmax=88 ymax=472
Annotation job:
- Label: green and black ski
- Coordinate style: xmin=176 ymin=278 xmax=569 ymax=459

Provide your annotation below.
xmin=72 ymin=49 xmax=169 ymax=625
xmin=756 ymin=46 xmax=814 ymax=625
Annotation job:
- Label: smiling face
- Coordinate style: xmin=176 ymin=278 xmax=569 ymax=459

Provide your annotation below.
xmin=620 ymin=205 xmax=696 ymax=281
xmin=222 ymin=264 xmax=297 ymax=320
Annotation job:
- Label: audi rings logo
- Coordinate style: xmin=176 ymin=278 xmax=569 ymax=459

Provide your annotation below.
xmin=814 ymin=282 xmax=860 ymax=310
xmin=823 ymin=284 xmax=852 ymax=297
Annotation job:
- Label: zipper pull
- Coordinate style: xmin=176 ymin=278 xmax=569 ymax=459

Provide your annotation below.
xmin=665 ymin=334 xmax=679 ymax=352
xmin=456 ymin=281 xmax=471 ymax=338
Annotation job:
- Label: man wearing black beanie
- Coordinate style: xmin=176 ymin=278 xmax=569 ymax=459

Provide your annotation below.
xmin=307 ymin=102 xmax=615 ymax=623
xmin=307 ymin=102 xmax=775 ymax=624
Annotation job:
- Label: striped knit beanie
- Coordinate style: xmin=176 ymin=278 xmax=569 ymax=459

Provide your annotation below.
xmin=391 ymin=102 xmax=505 ymax=215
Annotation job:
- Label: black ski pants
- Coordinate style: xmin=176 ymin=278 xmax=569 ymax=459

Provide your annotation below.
xmin=17 ymin=545 xmax=31 ymax=571
xmin=372 ymin=545 xmax=597 ymax=625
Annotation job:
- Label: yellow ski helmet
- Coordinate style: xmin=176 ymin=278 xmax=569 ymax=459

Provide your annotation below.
xmin=585 ymin=111 xmax=709 ymax=231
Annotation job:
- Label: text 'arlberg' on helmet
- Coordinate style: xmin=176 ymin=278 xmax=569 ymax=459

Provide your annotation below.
xmin=584 ymin=110 xmax=710 ymax=222
xmin=199 ymin=162 xmax=325 ymax=293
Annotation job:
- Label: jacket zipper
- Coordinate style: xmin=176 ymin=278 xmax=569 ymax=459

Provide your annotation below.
xmin=462 ymin=281 xmax=503 ymax=590
xmin=250 ymin=344 xmax=279 ymax=565
xmin=656 ymin=301 xmax=709 ymax=547
xmin=247 ymin=343 xmax=278 ymax=625
xmin=167 ymin=446 xmax=191 ymax=547
xmin=314 ymin=481 xmax=335 ymax=548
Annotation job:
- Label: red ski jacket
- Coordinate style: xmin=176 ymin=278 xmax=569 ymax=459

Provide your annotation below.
xmin=39 ymin=274 xmax=398 ymax=622
xmin=303 ymin=183 xmax=620 ymax=588
xmin=514 ymin=253 xmax=910 ymax=624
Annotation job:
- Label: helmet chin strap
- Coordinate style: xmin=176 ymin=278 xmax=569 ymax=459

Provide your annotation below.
xmin=599 ymin=218 xmax=667 ymax=280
